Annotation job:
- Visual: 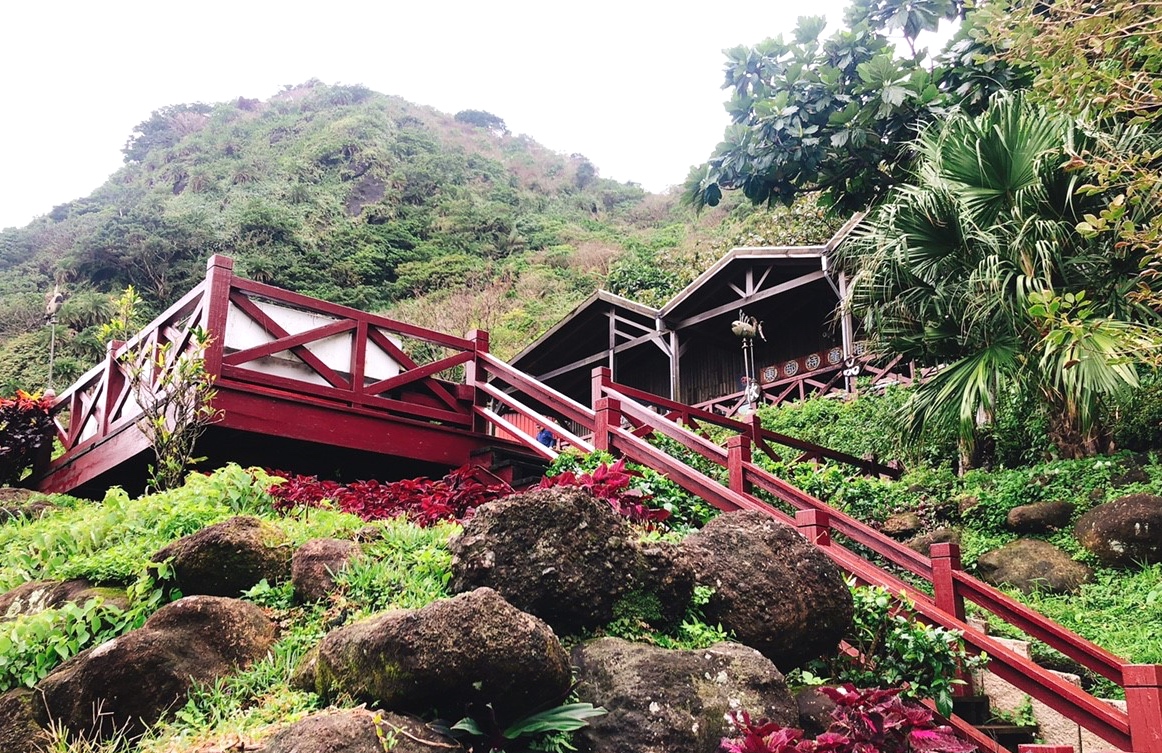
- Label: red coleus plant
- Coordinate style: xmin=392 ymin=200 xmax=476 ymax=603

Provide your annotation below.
xmin=0 ymin=390 xmax=56 ymax=486
xmin=537 ymin=457 xmax=670 ymax=525
xmin=265 ymin=464 xmax=513 ymax=526
xmin=722 ymin=685 xmax=976 ymax=753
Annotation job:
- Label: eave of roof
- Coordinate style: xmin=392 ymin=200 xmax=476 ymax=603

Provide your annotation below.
xmin=510 ymin=289 xmax=659 ymax=366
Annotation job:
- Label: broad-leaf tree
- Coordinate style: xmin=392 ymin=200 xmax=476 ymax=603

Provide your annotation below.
xmin=840 ymin=94 xmax=1159 ymax=463
xmin=687 ymin=0 xmax=1025 ymax=214
xmin=983 ymin=0 xmax=1162 ymax=310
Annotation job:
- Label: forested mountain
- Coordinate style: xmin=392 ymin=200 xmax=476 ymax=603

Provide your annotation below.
xmin=0 ymin=80 xmax=841 ymax=392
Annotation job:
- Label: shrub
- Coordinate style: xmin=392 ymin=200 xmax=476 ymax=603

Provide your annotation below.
xmin=266 ymin=464 xmax=512 ymax=525
xmin=0 ymin=390 xmax=55 ymax=485
xmin=800 ymin=584 xmax=985 ymax=717
xmin=722 ymin=685 xmax=976 ymax=753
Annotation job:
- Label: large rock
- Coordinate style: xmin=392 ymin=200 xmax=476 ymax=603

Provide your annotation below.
xmin=976 ymin=539 xmax=1093 ymax=594
xmin=34 ymin=595 xmax=275 ymax=740
xmin=305 ymin=587 xmax=570 ymax=725
xmin=0 ymin=689 xmax=50 ymax=753
xmin=572 ymin=637 xmax=797 ymax=753
xmin=449 ymin=487 xmax=694 ymax=634
xmin=906 ymin=526 xmax=961 ymax=556
xmin=1006 ymin=501 xmax=1074 ymax=534
xmin=881 ymin=512 xmax=923 ymax=539
xmin=292 ymin=538 xmax=361 ymax=602
xmin=0 ymin=488 xmax=54 ymax=522
xmin=153 ymin=515 xmax=293 ymax=596
xmin=682 ymin=510 xmax=852 ymax=669
xmin=1075 ymin=494 xmax=1162 ymax=567
xmin=263 ymin=708 xmax=461 ymax=753
xmin=0 ymin=579 xmax=128 ymax=621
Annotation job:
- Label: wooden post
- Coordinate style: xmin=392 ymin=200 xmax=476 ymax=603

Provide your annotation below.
xmin=795 ymin=509 xmax=831 ymax=546
xmin=591 ymin=366 xmax=611 ymax=411
xmin=202 ymin=255 xmax=234 ymax=379
xmin=593 ymin=397 xmax=621 ymax=454
xmin=668 ymin=329 xmax=681 ymax=403
xmin=465 ymin=329 xmax=490 ymax=435
xmin=1125 ymin=664 xmax=1162 ymax=753
xmin=932 ymin=541 xmax=975 ymax=696
xmin=727 ymin=434 xmax=751 ymax=495
xmin=931 ymin=542 xmax=966 ymax=621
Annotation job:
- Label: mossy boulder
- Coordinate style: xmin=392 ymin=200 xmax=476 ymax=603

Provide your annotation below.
xmin=976 ymin=539 xmax=1093 ymax=594
xmin=1075 ymin=494 xmax=1162 ymax=567
xmin=572 ymin=637 xmax=797 ymax=753
xmin=153 ymin=515 xmax=293 ymax=596
xmin=682 ymin=510 xmax=852 ymax=668
xmin=0 ymin=579 xmax=128 ymax=622
xmin=449 ymin=487 xmax=694 ymax=634
xmin=0 ymin=689 xmax=50 ymax=753
xmin=1006 ymin=501 xmax=1074 ymax=534
xmin=305 ymin=587 xmax=570 ymax=725
xmin=34 ymin=595 xmax=275 ymax=740
xmin=292 ymin=537 xmax=362 ymax=602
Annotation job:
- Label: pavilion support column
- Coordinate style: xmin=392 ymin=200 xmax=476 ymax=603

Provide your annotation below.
xmin=838 ymin=270 xmax=856 ymax=395
xmin=607 ymin=309 xmax=616 ymax=375
xmin=669 ymin=329 xmax=681 ymax=403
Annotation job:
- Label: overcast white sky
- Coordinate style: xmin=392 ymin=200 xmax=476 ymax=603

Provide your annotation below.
xmin=0 ymin=0 xmax=856 ymax=230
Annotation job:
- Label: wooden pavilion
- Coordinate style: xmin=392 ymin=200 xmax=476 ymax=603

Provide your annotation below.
xmin=510 ymin=216 xmax=917 ymax=416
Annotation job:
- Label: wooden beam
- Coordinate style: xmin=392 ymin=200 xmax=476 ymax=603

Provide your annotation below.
xmin=533 ymin=330 xmax=670 ymax=382
xmin=670 ymin=269 xmax=826 ymax=329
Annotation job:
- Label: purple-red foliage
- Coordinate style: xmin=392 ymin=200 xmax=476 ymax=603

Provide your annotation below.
xmin=537 ymin=457 xmax=670 ymax=525
xmin=721 ymin=685 xmax=976 ymax=753
xmin=0 ymin=390 xmax=55 ymax=486
xmin=265 ymin=464 xmax=513 ymax=526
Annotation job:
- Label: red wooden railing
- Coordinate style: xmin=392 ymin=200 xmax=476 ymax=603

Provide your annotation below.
xmin=599 ymin=372 xmax=901 ymax=479
xmin=43 ymin=256 xmax=488 ymax=482
xmin=470 ymin=357 xmax=1162 ymax=753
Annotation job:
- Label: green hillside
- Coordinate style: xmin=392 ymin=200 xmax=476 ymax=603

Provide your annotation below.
xmin=0 ymin=80 xmax=841 ymax=392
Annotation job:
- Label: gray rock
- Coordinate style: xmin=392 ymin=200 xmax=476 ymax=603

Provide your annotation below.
xmin=0 ymin=579 xmax=128 ymax=622
xmin=292 ymin=538 xmax=361 ymax=602
xmin=906 ymin=526 xmax=961 ymax=556
xmin=449 ymin=487 xmax=693 ymax=634
xmin=682 ymin=510 xmax=852 ymax=668
xmin=976 ymin=539 xmax=1093 ymax=594
xmin=0 ymin=488 xmax=54 ymax=522
xmin=881 ymin=512 xmax=923 ymax=538
xmin=795 ymin=686 xmax=837 ymax=738
xmin=263 ymin=708 xmax=461 ymax=753
xmin=153 ymin=515 xmax=293 ymax=596
xmin=1006 ymin=501 xmax=1075 ymax=534
xmin=34 ymin=595 xmax=275 ymax=740
xmin=572 ymin=637 xmax=797 ymax=753
xmin=306 ymin=587 xmax=571 ymax=725
xmin=1075 ymin=494 xmax=1162 ymax=567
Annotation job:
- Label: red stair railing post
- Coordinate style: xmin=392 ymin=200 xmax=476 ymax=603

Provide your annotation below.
xmin=795 ymin=509 xmax=831 ymax=546
xmin=591 ymin=366 xmax=611 ymax=408
xmin=932 ymin=542 xmax=976 ymax=696
xmin=593 ymin=397 xmax=620 ymax=454
xmin=727 ymin=434 xmax=751 ymax=495
xmin=1125 ymin=664 xmax=1162 ymax=753
xmin=202 ymin=254 xmax=234 ymax=379
xmin=465 ymin=329 xmax=490 ymax=435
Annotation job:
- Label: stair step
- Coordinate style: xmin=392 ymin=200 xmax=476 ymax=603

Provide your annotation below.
xmin=975 ymin=723 xmax=1039 ymax=753
xmin=951 ymin=695 xmax=993 ymax=725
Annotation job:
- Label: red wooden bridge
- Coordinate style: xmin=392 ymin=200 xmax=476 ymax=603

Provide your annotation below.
xmin=31 ymin=256 xmax=1162 ymax=753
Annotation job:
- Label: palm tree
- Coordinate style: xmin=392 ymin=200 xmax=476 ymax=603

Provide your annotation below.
xmin=840 ymin=93 xmax=1159 ymax=464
